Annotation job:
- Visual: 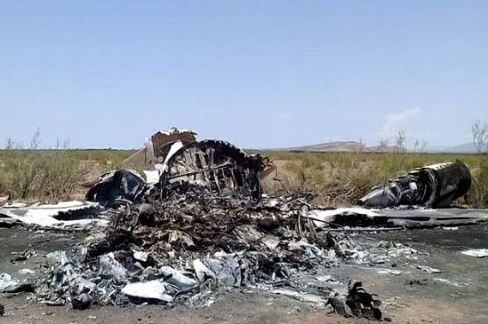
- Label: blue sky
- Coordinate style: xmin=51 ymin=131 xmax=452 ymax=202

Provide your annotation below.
xmin=0 ymin=1 xmax=487 ymax=149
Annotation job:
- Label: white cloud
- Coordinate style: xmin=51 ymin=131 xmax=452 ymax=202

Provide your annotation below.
xmin=380 ymin=108 xmax=422 ymax=138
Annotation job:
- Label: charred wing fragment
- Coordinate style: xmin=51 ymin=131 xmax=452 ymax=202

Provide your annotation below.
xmin=159 ymin=140 xmax=266 ymax=199
xmin=359 ymin=162 xmax=471 ymax=208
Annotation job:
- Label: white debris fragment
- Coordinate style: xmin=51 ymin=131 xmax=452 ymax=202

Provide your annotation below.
xmin=461 ymin=249 xmax=488 ymax=258
xmin=193 ymin=259 xmax=215 ymax=282
xmin=443 ymin=227 xmax=459 ymax=231
xmin=316 ymin=275 xmax=332 ymax=282
xmin=261 ymin=235 xmax=280 ymax=250
xmin=160 ymin=266 xmax=198 ymax=290
xmin=0 ymin=201 xmax=106 ymax=229
xmin=271 ymin=289 xmax=327 ymax=305
xmin=133 ymin=251 xmax=149 ymax=262
xmin=122 ymin=280 xmax=173 ymax=302
xmin=433 ymin=278 xmax=467 ymax=288
xmin=18 ymin=269 xmax=35 ymax=275
xmin=99 ymin=253 xmax=128 ymax=281
xmin=0 ymin=273 xmax=19 ymax=292
xmin=47 ymin=251 xmax=69 ymax=265
xmin=417 ymin=265 xmax=442 ymax=274
xmin=377 ymin=268 xmax=402 ymax=276
xmin=142 ymin=170 xmax=161 ymax=184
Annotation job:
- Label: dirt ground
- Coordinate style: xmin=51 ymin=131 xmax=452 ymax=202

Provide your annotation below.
xmin=1 ymin=224 xmax=488 ymax=323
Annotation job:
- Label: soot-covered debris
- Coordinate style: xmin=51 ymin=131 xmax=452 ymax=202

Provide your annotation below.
xmin=327 ymin=282 xmax=385 ymax=321
xmin=25 ymin=190 xmax=434 ymax=320
xmin=359 ymin=162 xmax=472 ymax=208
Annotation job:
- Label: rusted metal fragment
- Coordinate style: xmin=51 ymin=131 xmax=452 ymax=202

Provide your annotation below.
xmin=122 ymin=128 xmax=197 ymax=169
xmin=359 ymin=162 xmax=472 ymax=208
xmin=150 ymin=129 xmax=197 ymax=161
xmin=160 ymin=140 xmax=267 ymax=199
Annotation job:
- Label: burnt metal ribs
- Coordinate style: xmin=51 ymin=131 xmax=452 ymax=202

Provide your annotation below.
xmin=160 ymin=140 xmax=267 ymax=199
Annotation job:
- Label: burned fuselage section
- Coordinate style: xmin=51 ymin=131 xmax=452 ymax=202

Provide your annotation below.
xmin=87 ymin=134 xmax=271 ymax=205
xmin=359 ymin=162 xmax=472 ymax=208
xmin=159 ymin=140 xmax=267 ymax=199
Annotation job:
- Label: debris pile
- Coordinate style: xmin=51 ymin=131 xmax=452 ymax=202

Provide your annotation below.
xmin=27 ymin=191 xmax=412 ymax=320
xmin=34 ymin=194 xmax=315 ymax=305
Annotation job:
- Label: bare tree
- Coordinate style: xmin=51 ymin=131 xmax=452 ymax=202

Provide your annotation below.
xmin=395 ymin=131 xmax=406 ymax=152
xmin=378 ymin=139 xmax=389 ymax=151
xmin=472 ymin=120 xmax=488 ymax=154
xmin=30 ymin=128 xmax=42 ymax=150
xmin=5 ymin=137 xmax=15 ymax=149
xmin=414 ymin=138 xmax=427 ymax=152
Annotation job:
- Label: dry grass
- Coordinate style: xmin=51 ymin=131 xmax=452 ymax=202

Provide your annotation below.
xmin=0 ymin=146 xmax=134 ymax=201
xmin=262 ymin=151 xmax=488 ymax=207
xmin=1 ymin=145 xmax=487 ymax=208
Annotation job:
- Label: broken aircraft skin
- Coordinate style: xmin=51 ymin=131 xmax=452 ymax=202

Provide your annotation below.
xmin=359 ymin=162 xmax=472 ymax=208
xmin=86 ymin=138 xmax=272 ymax=206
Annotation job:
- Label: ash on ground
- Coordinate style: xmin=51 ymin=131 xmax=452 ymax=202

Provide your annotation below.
xmin=26 ymin=192 xmax=424 ymax=321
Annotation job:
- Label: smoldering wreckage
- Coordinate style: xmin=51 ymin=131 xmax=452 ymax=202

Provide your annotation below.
xmin=0 ymin=129 xmax=487 ymax=321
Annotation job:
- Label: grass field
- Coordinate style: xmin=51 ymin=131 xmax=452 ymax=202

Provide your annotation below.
xmin=263 ymin=151 xmax=487 ymax=207
xmin=0 ymin=148 xmax=487 ymax=207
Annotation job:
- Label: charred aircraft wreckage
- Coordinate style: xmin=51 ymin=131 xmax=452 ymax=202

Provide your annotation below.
xmin=86 ymin=129 xmax=273 ymax=206
xmin=0 ymin=129 xmax=487 ymax=321
xmin=359 ymin=162 xmax=472 ymax=208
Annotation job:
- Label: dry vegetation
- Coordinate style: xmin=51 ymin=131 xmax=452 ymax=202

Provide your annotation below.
xmin=262 ymin=150 xmax=488 ymax=207
xmin=0 ymin=141 xmax=134 ymax=201
xmin=0 ymin=145 xmax=487 ymax=207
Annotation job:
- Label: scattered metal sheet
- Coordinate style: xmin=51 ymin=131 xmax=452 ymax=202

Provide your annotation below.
xmin=271 ymin=289 xmax=326 ymax=305
xmin=417 ymin=265 xmax=442 ymax=274
xmin=0 ymin=273 xmax=18 ymax=292
xmin=433 ymin=278 xmax=467 ymax=288
xmin=122 ymin=280 xmax=174 ymax=303
xmin=0 ymin=201 xmax=105 ymax=229
xmin=309 ymin=207 xmax=488 ymax=229
xmin=359 ymin=162 xmax=472 ymax=208
xmin=461 ymin=249 xmax=488 ymax=258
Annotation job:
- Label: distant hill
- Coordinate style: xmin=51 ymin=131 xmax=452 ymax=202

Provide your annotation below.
xmin=287 ymin=141 xmax=364 ymax=152
xmin=269 ymin=141 xmax=479 ymax=153
xmin=366 ymin=145 xmax=406 ymax=153
xmin=441 ymin=143 xmax=477 ymax=153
